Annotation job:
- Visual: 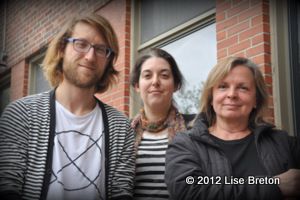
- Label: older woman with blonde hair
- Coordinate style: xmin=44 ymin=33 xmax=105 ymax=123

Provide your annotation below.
xmin=165 ymin=57 xmax=300 ymax=200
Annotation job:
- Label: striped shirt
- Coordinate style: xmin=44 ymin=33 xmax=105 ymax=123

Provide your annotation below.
xmin=0 ymin=90 xmax=135 ymax=200
xmin=134 ymin=132 xmax=170 ymax=200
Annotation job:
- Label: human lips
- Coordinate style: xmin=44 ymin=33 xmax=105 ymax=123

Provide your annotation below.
xmin=149 ymin=90 xmax=163 ymax=94
xmin=79 ymin=64 xmax=95 ymax=71
xmin=224 ymin=104 xmax=241 ymax=109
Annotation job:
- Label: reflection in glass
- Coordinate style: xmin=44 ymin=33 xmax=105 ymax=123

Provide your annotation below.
xmin=161 ymin=22 xmax=217 ymax=114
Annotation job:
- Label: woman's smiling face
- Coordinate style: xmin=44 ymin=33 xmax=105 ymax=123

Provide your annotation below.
xmin=211 ymin=65 xmax=257 ymax=123
xmin=135 ymin=57 xmax=178 ymax=110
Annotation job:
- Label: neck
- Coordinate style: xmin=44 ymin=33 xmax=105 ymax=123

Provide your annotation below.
xmin=209 ymin=117 xmax=250 ymax=140
xmin=144 ymin=105 xmax=171 ymax=122
xmin=55 ymin=82 xmax=97 ymax=116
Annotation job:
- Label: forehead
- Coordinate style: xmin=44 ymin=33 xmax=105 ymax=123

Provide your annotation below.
xmin=141 ymin=57 xmax=171 ymax=71
xmin=71 ymin=22 xmax=106 ymax=44
xmin=223 ymin=65 xmax=255 ymax=82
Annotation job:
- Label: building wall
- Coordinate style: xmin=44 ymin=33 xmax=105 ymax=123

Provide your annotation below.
xmin=0 ymin=0 xmax=278 ymax=122
xmin=216 ymin=0 xmax=274 ymax=123
xmin=0 ymin=0 xmax=131 ymax=116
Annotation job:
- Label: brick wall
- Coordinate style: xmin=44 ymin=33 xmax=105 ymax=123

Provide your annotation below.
xmin=94 ymin=0 xmax=131 ymax=116
xmin=0 ymin=0 xmax=131 ymax=116
xmin=216 ymin=0 xmax=274 ymax=123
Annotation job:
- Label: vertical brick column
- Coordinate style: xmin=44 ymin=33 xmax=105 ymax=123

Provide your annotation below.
xmin=216 ymin=0 xmax=274 ymax=123
xmin=10 ymin=60 xmax=29 ymax=101
xmin=95 ymin=0 xmax=131 ymax=117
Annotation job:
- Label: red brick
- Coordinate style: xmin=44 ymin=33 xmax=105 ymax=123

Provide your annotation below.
xmin=252 ymin=54 xmax=271 ymax=65
xmin=268 ymin=107 xmax=274 ymax=117
xmin=217 ymin=30 xmax=226 ymax=41
xmin=264 ymin=75 xmax=273 ymax=85
xmin=265 ymin=118 xmax=274 ymax=124
xmin=217 ymin=49 xmax=227 ymax=60
xmin=227 ymin=21 xmax=250 ymax=36
xmin=246 ymin=43 xmax=270 ymax=57
xmin=216 ymin=1 xmax=231 ymax=13
xmin=252 ymin=33 xmax=271 ymax=45
xmin=238 ymin=4 xmax=264 ymax=22
xmin=232 ymin=0 xmax=243 ymax=5
xmin=228 ymin=39 xmax=251 ymax=55
xmin=216 ymin=16 xmax=238 ymax=32
xmin=239 ymin=24 xmax=269 ymax=41
xmin=269 ymin=97 xmax=274 ymax=107
xmin=217 ymin=35 xmax=238 ymax=50
xmin=228 ymin=1 xmax=250 ymax=18
xmin=233 ymin=52 xmax=245 ymax=58
xmin=259 ymin=64 xmax=272 ymax=74
xmin=216 ymin=0 xmax=228 ymax=6
xmin=251 ymin=13 xmax=269 ymax=26
xmin=216 ymin=12 xmax=226 ymax=22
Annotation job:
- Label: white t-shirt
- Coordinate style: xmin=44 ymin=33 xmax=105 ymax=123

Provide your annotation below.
xmin=47 ymin=101 xmax=105 ymax=200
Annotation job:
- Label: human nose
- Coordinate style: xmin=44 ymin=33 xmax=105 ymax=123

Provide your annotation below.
xmin=227 ymin=87 xmax=237 ymax=98
xmin=84 ymin=46 xmax=96 ymax=61
xmin=152 ymin=75 xmax=160 ymax=86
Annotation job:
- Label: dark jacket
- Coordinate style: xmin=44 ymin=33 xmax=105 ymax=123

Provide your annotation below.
xmin=165 ymin=113 xmax=300 ymax=200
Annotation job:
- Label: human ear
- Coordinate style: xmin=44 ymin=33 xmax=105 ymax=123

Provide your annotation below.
xmin=174 ymin=84 xmax=178 ymax=92
xmin=135 ymin=82 xmax=140 ymax=93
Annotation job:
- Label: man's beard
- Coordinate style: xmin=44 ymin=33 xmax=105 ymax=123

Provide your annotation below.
xmin=63 ymin=65 xmax=101 ymax=89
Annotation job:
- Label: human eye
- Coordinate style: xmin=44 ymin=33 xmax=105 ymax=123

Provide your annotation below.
xmin=218 ymin=84 xmax=227 ymax=89
xmin=240 ymin=86 xmax=249 ymax=91
xmin=75 ymin=40 xmax=88 ymax=49
xmin=142 ymin=72 xmax=151 ymax=79
xmin=95 ymin=46 xmax=107 ymax=56
xmin=161 ymin=73 xmax=169 ymax=78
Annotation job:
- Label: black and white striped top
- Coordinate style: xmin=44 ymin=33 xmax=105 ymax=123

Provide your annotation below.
xmin=134 ymin=132 xmax=170 ymax=199
xmin=0 ymin=90 xmax=135 ymax=200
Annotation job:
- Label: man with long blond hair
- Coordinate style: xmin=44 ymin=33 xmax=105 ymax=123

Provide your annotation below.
xmin=0 ymin=13 xmax=135 ymax=200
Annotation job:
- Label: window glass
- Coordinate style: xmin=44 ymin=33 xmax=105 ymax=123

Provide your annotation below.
xmin=140 ymin=0 xmax=215 ymax=43
xmin=288 ymin=0 xmax=300 ymax=135
xmin=0 ymin=84 xmax=10 ymax=115
xmin=34 ymin=63 xmax=51 ymax=94
xmin=160 ymin=22 xmax=217 ymax=114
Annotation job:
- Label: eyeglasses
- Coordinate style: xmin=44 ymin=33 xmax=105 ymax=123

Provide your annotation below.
xmin=66 ymin=38 xmax=113 ymax=58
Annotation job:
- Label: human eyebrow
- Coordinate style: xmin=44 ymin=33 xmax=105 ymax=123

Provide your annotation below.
xmin=161 ymin=69 xmax=171 ymax=72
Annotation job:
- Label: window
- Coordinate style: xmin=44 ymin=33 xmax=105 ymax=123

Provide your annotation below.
xmin=28 ymin=54 xmax=51 ymax=95
xmin=288 ymin=0 xmax=300 ymax=135
xmin=160 ymin=22 xmax=217 ymax=114
xmin=130 ymin=0 xmax=216 ymax=117
xmin=271 ymin=0 xmax=299 ymax=136
xmin=0 ymin=71 xmax=10 ymax=115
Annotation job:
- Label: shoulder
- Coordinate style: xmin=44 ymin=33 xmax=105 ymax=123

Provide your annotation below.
xmin=255 ymin=123 xmax=289 ymax=137
xmin=97 ymin=101 xmax=131 ymax=126
xmin=181 ymin=113 xmax=196 ymax=125
xmin=102 ymin=103 xmax=128 ymax=119
xmin=2 ymin=91 xmax=51 ymax=115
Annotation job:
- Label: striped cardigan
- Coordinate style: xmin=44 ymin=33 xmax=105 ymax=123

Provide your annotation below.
xmin=0 ymin=89 xmax=135 ymax=200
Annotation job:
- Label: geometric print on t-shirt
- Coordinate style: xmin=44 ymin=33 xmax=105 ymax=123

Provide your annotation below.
xmin=48 ymin=129 xmax=104 ymax=200
xmin=51 ymin=130 xmax=103 ymax=192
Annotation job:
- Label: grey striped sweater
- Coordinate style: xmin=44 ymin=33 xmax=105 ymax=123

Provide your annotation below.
xmin=0 ymin=89 xmax=135 ymax=200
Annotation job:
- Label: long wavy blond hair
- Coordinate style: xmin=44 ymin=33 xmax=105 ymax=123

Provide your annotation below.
xmin=42 ymin=13 xmax=119 ymax=93
xmin=195 ymin=57 xmax=269 ymax=129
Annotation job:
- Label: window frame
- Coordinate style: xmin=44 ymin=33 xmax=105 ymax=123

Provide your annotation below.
xmin=129 ymin=0 xmax=216 ymax=118
xmin=270 ymin=0 xmax=295 ymax=135
xmin=28 ymin=51 xmax=48 ymax=95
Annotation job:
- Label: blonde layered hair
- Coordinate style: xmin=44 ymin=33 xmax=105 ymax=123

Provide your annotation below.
xmin=42 ymin=13 xmax=119 ymax=93
xmin=198 ymin=57 xmax=269 ymax=128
